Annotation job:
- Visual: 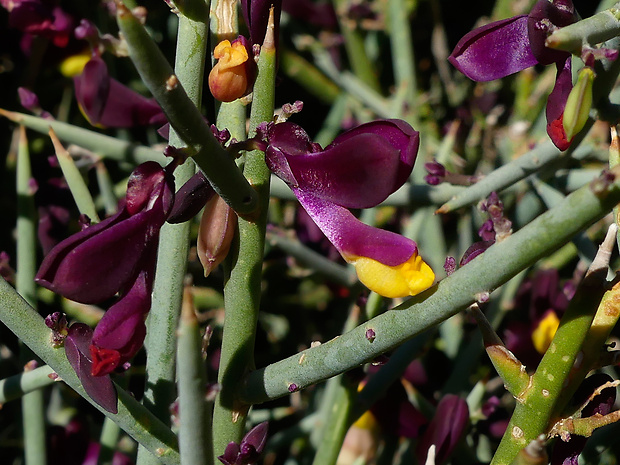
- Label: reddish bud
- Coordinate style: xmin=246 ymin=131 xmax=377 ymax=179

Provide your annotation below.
xmin=197 ymin=195 xmax=237 ymax=277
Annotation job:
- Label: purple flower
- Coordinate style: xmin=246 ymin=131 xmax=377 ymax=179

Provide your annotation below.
xmin=64 ymin=323 xmax=118 ymax=414
xmin=265 ymin=120 xmax=435 ymax=298
xmin=35 ymin=162 xmax=174 ymax=304
xmin=74 ymin=56 xmax=167 ymax=128
xmin=449 ymin=0 xmax=579 ymax=151
xmin=38 ymin=162 xmax=175 ymax=405
xmin=416 ymin=395 xmax=469 ymax=464
xmin=218 ymin=422 xmax=268 ymax=465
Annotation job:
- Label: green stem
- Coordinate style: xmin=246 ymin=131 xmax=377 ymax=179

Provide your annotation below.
xmin=115 ymin=3 xmax=257 ymax=215
xmin=0 ymin=110 xmax=166 ymax=165
xmin=211 ymin=12 xmax=277 ymax=461
xmin=0 ymin=365 xmax=55 ymax=403
xmin=177 ymin=288 xmax=211 ymax=465
xmin=491 ymin=227 xmax=615 ymax=464
xmin=17 ymin=126 xmax=47 ymax=465
xmin=387 ymin=0 xmax=417 ymax=125
xmin=547 ymin=3 xmax=620 ymax=53
xmin=237 ymin=166 xmax=620 ymax=404
xmin=139 ymin=6 xmax=208 ymax=464
xmin=332 ymin=0 xmax=381 ymax=91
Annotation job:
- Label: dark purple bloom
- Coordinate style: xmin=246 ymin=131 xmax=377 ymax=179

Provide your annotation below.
xmin=35 ymin=162 xmax=174 ymax=304
xmin=218 ymin=422 xmax=268 ymax=465
xmin=449 ymin=0 xmax=579 ymax=151
xmin=64 ymin=323 xmax=118 ymax=414
xmin=416 ymin=395 xmax=469 ymax=464
xmin=266 ymin=119 xmax=435 ymax=298
xmin=74 ymin=56 xmax=167 ymax=128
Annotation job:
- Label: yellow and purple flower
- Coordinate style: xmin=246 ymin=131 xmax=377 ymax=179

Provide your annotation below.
xmin=448 ymin=0 xmax=579 ymax=150
xmin=265 ymin=119 xmax=434 ymax=298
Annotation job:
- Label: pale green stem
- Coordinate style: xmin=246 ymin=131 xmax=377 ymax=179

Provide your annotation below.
xmin=98 ymin=417 xmax=121 ymax=465
xmin=491 ymin=228 xmax=615 ymax=464
xmin=387 ymin=0 xmax=418 ymax=125
xmin=0 ymin=365 xmax=55 ymax=403
xmin=0 ymin=110 xmax=166 ymax=165
xmin=17 ymin=126 xmax=47 ymax=465
xmin=50 ymin=129 xmax=100 ymax=222
xmin=547 ymin=3 xmax=620 ymax=54
xmin=237 ymin=166 xmax=620 ymax=404
xmin=212 ymin=16 xmax=277 ymax=460
xmin=310 ymin=306 xmax=361 ymax=464
xmin=177 ymin=289 xmax=210 ymax=465
xmin=332 ymin=0 xmax=381 ymax=91
xmin=138 ymin=5 xmax=208 ymax=465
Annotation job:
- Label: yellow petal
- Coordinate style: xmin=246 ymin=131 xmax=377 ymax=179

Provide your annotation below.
xmin=213 ymin=40 xmax=249 ymax=69
xmin=59 ymin=53 xmax=92 ymax=78
xmin=352 ymin=254 xmax=435 ymax=298
xmin=531 ymin=311 xmax=560 ymax=354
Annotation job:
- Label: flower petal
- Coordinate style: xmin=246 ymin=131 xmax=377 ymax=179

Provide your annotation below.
xmin=527 ymin=0 xmax=577 ymax=65
xmin=267 ymin=120 xmax=419 ymax=209
xmin=64 ymin=323 xmax=118 ymax=414
xmin=295 ymin=190 xmax=434 ymax=297
xmin=546 ymin=58 xmax=573 ymax=151
xmin=449 ymin=15 xmax=538 ymax=81
xmin=90 ymin=262 xmax=154 ymax=376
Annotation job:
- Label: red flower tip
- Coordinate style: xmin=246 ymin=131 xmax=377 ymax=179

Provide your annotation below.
xmin=90 ymin=346 xmax=121 ymax=377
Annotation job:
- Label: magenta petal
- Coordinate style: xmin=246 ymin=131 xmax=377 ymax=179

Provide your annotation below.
xmin=36 ymin=162 xmax=173 ymax=304
xmin=295 ymin=190 xmax=416 ymax=266
xmin=36 ymin=210 xmax=156 ymax=303
xmin=546 ymin=58 xmax=573 ymax=151
xmin=74 ymin=57 xmax=110 ymax=125
xmin=449 ymin=15 xmax=538 ymax=82
xmin=266 ymin=120 xmax=418 ymax=209
xmin=99 ymin=79 xmax=166 ymax=128
xmin=64 ymin=324 xmax=118 ymax=414
xmin=91 ymin=265 xmax=152 ymax=357
xmin=74 ymin=57 xmax=165 ymax=128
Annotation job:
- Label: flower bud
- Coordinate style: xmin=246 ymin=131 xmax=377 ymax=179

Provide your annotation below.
xmin=209 ymin=37 xmax=253 ymax=102
xmin=197 ymin=195 xmax=237 ymax=277
xmin=562 ymin=66 xmax=595 ymax=140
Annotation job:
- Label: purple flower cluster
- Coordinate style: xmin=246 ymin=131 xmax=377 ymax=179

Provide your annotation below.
xmin=449 ymin=0 xmax=579 ymax=150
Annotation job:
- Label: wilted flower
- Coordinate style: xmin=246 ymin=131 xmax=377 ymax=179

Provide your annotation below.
xmin=208 ymin=37 xmax=255 ymax=103
xmin=265 ymin=119 xmax=434 ymax=298
xmin=74 ymin=56 xmax=166 ymax=128
xmin=448 ymin=0 xmax=579 ymax=150
xmin=218 ymin=422 xmax=268 ymax=465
